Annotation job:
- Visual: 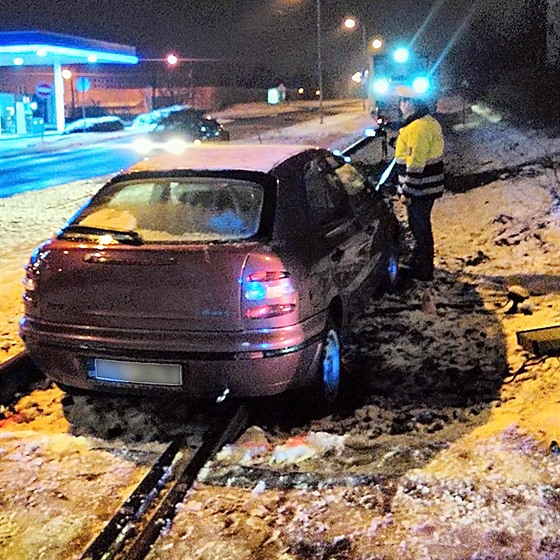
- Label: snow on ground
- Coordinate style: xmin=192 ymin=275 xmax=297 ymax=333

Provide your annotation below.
xmin=0 ymin=99 xmax=559 ymax=559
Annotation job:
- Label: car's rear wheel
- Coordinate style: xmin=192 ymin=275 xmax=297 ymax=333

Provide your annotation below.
xmin=312 ymin=316 xmax=343 ymax=407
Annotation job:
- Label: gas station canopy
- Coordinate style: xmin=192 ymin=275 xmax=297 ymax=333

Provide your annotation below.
xmin=0 ymin=30 xmax=138 ymax=66
xmin=0 ymin=30 xmax=138 ymax=132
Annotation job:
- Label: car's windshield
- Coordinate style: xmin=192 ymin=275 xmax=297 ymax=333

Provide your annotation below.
xmin=66 ymin=177 xmax=264 ymax=243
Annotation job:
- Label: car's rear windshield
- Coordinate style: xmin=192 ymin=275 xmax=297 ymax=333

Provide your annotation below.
xmin=69 ymin=177 xmax=265 ymax=243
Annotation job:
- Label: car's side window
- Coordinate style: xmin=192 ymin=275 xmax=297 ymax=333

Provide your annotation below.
xmin=304 ymin=157 xmax=351 ymax=228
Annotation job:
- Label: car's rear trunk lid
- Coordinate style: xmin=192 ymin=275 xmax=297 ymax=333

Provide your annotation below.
xmin=30 ymin=241 xmax=258 ymax=332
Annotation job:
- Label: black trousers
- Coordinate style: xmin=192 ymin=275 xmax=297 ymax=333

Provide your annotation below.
xmin=406 ymin=196 xmax=435 ymax=275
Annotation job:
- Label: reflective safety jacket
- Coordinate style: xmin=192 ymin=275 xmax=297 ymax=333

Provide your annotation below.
xmin=395 ymin=113 xmax=444 ymax=198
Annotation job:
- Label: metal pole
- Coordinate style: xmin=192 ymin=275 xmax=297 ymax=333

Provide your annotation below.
xmin=317 ymin=0 xmax=324 ymax=124
xmin=82 ymin=91 xmax=87 ymax=132
xmin=52 ymin=61 xmax=66 ymax=132
xmin=361 ymin=23 xmax=367 ymax=110
xmin=70 ymin=78 xmax=76 ymax=118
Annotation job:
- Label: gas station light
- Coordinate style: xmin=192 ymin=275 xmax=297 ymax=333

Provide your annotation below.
xmin=61 ymin=69 xmax=72 ymax=80
xmin=87 ymin=54 xmax=98 ymax=63
xmin=393 ymin=47 xmax=410 ymax=63
xmin=13 ymin=57 xmax=23 ymax=65
xmin=36 ymin=48 xmax=48 ymax=57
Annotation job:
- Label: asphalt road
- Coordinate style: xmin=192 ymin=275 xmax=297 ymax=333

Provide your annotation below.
xmin=0 ymin=138 xmax=142 ymax=198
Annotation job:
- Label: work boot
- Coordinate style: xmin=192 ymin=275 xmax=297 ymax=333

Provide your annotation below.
xmin=399 ymin=265 xmax=433 ymax=282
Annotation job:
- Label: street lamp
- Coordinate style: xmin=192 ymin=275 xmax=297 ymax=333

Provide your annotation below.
xmin=316 ymin=0 xmax=324 ymax=123
xmin=166 ymin=53 xmax=178 ymax=66
xmin=343 ymin=16 xmax=370 ymax=109
xmin=343 ymin=17 xmax=367 ymax=62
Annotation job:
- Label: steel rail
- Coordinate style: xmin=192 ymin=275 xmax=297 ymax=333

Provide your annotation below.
xmin=80 ymin=402 xmax=248 ymax=560
xmin=340 ymin=134 xmax=376 ymax=157
xmin=0 ymin=350 xmax=44 ymax=404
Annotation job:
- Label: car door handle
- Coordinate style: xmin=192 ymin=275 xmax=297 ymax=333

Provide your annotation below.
xmin=331 ymin=248 xmax=345 ymax=263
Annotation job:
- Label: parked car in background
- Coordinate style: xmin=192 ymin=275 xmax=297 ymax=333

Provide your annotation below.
xmin=132 ymin=109 xmax=230 ymax=154
xmin=130 ymin=104 xmax=188 ymax=131
xmin=20 ymin=144 xmax=398 ymax=405
xmin=63 ymin=115 xmax=125 ymax=134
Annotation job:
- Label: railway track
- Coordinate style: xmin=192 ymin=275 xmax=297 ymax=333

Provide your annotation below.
xmin=0 ymin=350 xmax=45 ymax=406
xmin=80 ymin=403 xmax=248 ymax=560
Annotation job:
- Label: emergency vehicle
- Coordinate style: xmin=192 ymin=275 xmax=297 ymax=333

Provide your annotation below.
xmin=369 ymin=49 xmax=435 ymax=130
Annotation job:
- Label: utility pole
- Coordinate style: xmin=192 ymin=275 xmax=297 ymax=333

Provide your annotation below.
xmin=317 ymin=0 xmax=324 ymax=124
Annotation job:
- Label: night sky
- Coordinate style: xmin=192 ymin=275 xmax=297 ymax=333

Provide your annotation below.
xmin=1 ymin=0 xmax=518 ymax=88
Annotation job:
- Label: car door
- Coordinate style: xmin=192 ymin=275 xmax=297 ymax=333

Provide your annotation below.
xmin=330 ymin=158 xmax=385 ymax=279
xmin=303 ymin=154 xmax=365 ymax=306
xmin=324 ymin=156 xmax=384 ymax=296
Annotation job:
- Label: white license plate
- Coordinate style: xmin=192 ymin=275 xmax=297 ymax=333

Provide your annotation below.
xmin=93 ymin=359 xmax=182 ymax=386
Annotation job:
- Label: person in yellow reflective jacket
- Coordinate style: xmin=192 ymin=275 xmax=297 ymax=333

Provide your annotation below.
xmin=395 ymin=94 xmax=445 ymax=281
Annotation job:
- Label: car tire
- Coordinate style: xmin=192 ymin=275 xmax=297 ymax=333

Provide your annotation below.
xmin=311 ymin=316 xmax=343 ymax=408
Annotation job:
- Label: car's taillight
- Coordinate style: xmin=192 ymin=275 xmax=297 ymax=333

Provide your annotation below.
xmin=242 ymin=254 xmax=297 ymax=321
xmin=245 ymin=303 xmax=297 ymax=320
xmin=244 ymin=271 xmax=294 ymax=301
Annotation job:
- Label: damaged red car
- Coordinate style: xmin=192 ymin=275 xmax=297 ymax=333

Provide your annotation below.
xmin=20 ymin=144 xmax=398 ymax=404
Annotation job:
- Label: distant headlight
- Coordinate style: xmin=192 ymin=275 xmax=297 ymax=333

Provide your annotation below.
xmin=373 ymin=78 xmax=390 ymax=95
xmin=412 ymin=76 xmax=430 ymax=94
xmin=133 ymin=137 xmax=154 ymax=154
xmin=165 ymin=138 xmax=189 ymax=154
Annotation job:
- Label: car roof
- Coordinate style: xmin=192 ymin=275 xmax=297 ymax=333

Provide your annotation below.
xmin=127 ymin=143 xmax=320 ymax=174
